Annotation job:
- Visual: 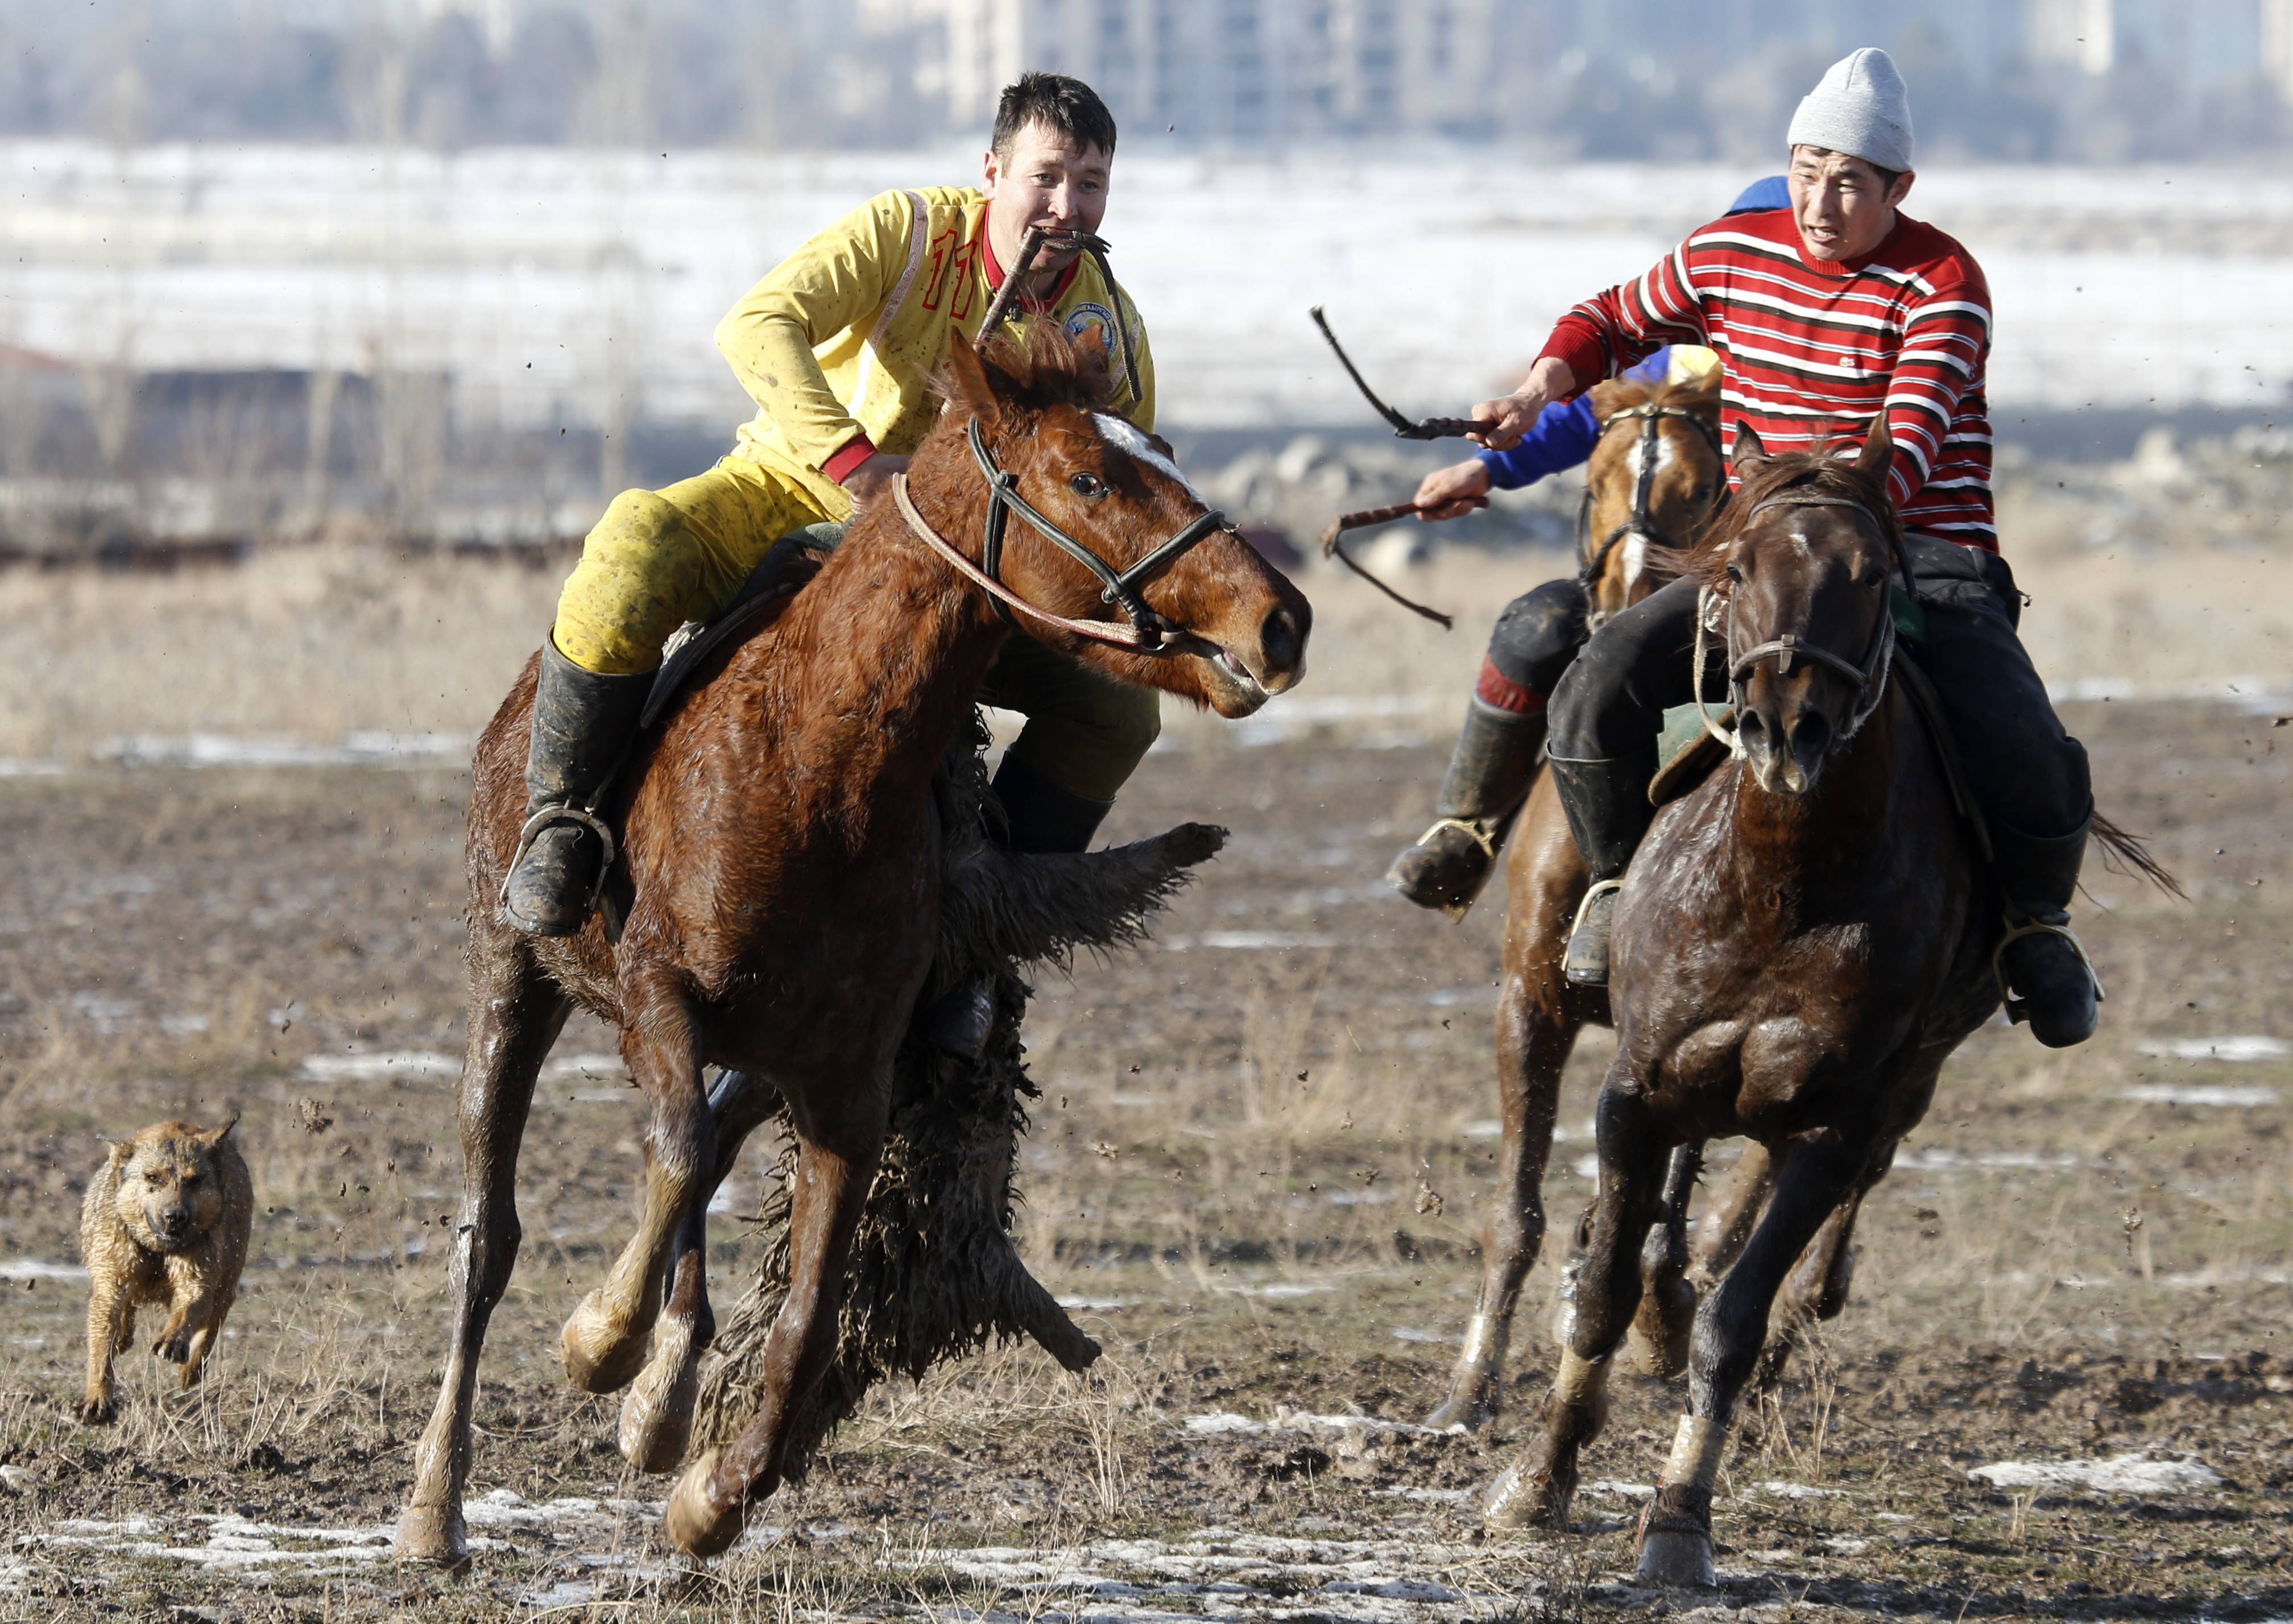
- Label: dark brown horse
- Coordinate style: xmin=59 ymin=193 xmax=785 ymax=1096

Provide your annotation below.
xmin=1426 ymin=369 xmax=1728 ymax=1428
xmin=1480 ymin=425 xmax=2004 ymax=1583
xmin=395 ymin=328 xmax=1311 ymax=1565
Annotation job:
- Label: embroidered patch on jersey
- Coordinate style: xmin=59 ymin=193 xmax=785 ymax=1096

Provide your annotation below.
xmin=1064 ymin=301 xmax=1119 ymax=354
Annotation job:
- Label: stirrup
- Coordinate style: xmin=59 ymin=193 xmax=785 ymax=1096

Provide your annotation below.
xmin=1990 ymin=916 xmax=2105 ymax=1025
xmin=1410 ymin=815 xmax=1505 ymax=922
xmin=499 ymin=801 xmax=620 ymax=929
xmin=1567 ymin=876 xmax=1624 ymax=939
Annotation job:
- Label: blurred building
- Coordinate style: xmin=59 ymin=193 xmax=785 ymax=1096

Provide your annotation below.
xmin=907 ymin=0 xmax=1503 ymax=140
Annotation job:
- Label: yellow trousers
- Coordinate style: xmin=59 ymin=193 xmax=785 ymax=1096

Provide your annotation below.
xmin=552 ymin=456 xmax=1159 ymax=801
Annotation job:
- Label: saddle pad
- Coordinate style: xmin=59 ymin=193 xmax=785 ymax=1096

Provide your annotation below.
xmin=1650 ymin=703 xmax=1731 ymax=807
xmin=639 ymin=535 xmax=831 ymax=730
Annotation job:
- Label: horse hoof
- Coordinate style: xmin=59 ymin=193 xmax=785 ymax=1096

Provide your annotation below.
xmin=562 ymin=1291 xmax=650 ymax=1395
xmin=395 ymin=1502 xmax=471 ymax=1569
xmin=1483 ymin=1460 xmax=1567 ymax=1531
xmin=1422 ymin=1391 xmax=1491 ymax=1432
xmin=665 ymin=1451 xmax=743 ymax=1559
xmin=1634 ymin=1527 xmax=1717 ymax=1588
xmin=618 ymin=1321 xmax=700 ymax=1473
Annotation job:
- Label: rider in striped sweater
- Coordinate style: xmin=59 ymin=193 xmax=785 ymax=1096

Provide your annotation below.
xmin=1402 ymin=48 xmax=2100 ymax=1049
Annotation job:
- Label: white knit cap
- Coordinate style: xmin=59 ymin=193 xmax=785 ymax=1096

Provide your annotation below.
xmin=1786 ymin=48 xmax=1914 ymax=173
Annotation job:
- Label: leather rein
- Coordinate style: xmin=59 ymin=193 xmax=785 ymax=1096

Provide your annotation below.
xmin=1576 ymin=403 xmax=1728 ymax=622
xmin=891 ymin=415 xmax=1235 ymax=653
xmin=1690 ymin=491 xmax=1901 ymax=757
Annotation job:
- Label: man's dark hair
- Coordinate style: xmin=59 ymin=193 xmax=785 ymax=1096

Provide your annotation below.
xmin=992 ymin=72 xmax=1117 ymax=160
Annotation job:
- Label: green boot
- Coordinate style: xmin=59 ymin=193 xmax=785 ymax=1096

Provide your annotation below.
xmin=1990 ymin=821 xmax=2101 ymax=1049
xmin=500 ymin=640 xmax=652 ymax=937
xmin=1386 ymin=702 xmax=1547 ymax=916
xmin=1547 ymin=744 xmax=1660 ymax=988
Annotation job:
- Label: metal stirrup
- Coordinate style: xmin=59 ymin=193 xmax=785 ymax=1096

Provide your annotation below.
xmin=1415 ymin=815 xmax=1501 ymax=866
xmin=1569 ymin=876 xmax=1624 ymax=941
xmin=499 ymin=802 xmax=620 ymax=923
xmin=1990 ymin=916 xmax=2106 ymax=1022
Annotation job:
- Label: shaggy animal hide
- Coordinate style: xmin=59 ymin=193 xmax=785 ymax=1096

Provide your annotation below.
xmin=696 ymin=713 xmax=1219 ymax=1472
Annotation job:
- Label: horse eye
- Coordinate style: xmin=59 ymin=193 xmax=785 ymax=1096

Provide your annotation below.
xmin=1724 ymin=563 xmax=1744 ymax=583
xmin=1069 ymin=471 xmax=1107 ymax=500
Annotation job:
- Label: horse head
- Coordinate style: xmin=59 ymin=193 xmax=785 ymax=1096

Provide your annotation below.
xmin=1580 ymin=370 xmax=1727 ymax=622
xmin=1708 ymin=421 xmax=1901 ymax=797
xmin=915 ymin=327 xmax=1311 ymax=718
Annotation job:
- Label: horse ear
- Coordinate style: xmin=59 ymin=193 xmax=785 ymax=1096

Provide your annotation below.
xmin=1856 ymin=416 xmax=1893 ymax=477
xmin=945 ymin=337 xmax=1003 ymax=422
xmin=1730 ymin=419 xmax=1766 ymax=473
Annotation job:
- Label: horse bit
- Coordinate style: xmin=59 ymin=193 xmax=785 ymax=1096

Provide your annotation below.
xmin=1576 ymin=403 xmax=1727 ymax=623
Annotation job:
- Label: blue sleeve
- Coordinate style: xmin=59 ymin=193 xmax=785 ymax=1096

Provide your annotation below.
xmin=1619 ymin=347 xmax=1673 ymax=387
xmin=1477 ymin=395 xmax=1600 ymax=490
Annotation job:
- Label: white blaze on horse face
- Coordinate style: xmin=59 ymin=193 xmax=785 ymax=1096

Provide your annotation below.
xmin=1618 ymin=432 xmax=1674 ymax=593
xmin=1620 ymin=533 xmax=1648 ymax=593
xmin=1092 ymin=412 xmax=1205 ymax=503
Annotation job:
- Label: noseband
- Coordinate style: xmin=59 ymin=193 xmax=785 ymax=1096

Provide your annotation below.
xmin=1576 ymin=403 xmax=1728 ymax=623
xmin=1690 ymin=492 xmax=1899 ymax=757
xmin=891 ymin=415 xmax=1235 ymax=653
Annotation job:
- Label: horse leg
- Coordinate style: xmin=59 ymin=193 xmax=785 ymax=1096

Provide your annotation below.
xmin=563 ymin=988 xmax=711 ymax=1396
xmin=1753 ymin=1149 xmax=1890 ymax=1391
xmin=619 ymin=1070 xmax=784 ymax=1473
xmin=665 ymin=1095 xmax=887 ymax=1557
xmin=398 ymin=949 xmax=568 ymax=1567
xmin=1636 ymin=1132 xmax=1868 ymax=1588
xmin=1626 ymin=1144 xmax=1703 ymax=1379
xmin=1690 ymin=1140 xmax=1774 ymax=1285
xmin=1427 ymin=963 xmax=1575 ymax=1430
xmin=1485 ymin=1079 xmax=1669 ymax=1530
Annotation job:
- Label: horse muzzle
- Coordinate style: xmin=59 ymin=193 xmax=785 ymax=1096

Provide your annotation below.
xmin=1192 ymin=598 xmax=1309 ymax=717
xmin=1736 ymin=682 xmax=1835 ymax=796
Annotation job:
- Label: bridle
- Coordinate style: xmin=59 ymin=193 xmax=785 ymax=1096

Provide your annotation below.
xmin=1690 ymin=491 xmax=1901 ymax=759
xmin=1576 ymin=403 xmax=1728 ymax=624
xmin=891 ymin=415 xmax=1235 ymax=653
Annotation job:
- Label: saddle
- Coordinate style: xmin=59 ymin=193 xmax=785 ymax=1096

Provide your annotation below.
xmin=638 ymin=521 xmax=849 ymax=730
xmin=1645 ymin=590 xmax=1993 ymax=865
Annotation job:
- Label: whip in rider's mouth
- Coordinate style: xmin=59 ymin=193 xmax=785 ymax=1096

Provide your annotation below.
xmin=1394 ymin=48 xmax=2103 ymax=1049
xmin=503 ymin=74 xmax=1158 ymax=1050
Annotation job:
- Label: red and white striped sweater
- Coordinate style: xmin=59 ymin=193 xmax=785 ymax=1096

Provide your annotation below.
xmin=1538 ymin=208 xmax=1997 ymax=550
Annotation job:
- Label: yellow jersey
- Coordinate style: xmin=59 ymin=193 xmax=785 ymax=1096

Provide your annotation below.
xmin=715 ymin=185 xmax=1156 ymax=514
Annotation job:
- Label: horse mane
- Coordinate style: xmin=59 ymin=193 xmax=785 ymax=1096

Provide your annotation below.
xmin=1655 ymin=438 xmax=1903 ymax=589
xmin=1587 ymin=369 xmax=1720 ymax=424
xmin=954 ymin=321 xmax=1117 ymax=416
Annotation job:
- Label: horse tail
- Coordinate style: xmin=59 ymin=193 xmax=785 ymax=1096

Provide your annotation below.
xmin=936 ymin=822 xmax=1227 ymax=975
xmin=2088 ymin=809 xmax=2185 ymax=902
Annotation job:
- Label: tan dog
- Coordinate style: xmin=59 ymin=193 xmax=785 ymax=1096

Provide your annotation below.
xmin=78 ymin=1115 xmax=252 ymax=1423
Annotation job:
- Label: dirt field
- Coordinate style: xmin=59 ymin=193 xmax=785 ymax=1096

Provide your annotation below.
xmin=0 ymin=664 xmax=2287 ymax=1621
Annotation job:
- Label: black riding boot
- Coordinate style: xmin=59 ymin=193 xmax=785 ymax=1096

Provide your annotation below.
xmin=500 ymin=640 xmax=652 ymax=936
xmin=1547 ymin=744 xmax=1659 ymax=988
xmin=1992 ymin=821 xmax=2100 ymax=1049
xmin=1386 ymin=703 xmax=1547 ymax=915
xmin=913 ymin=754 xmax=1116 ymax=1058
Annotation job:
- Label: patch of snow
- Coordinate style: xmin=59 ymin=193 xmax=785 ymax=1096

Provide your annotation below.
xmin=301 ymin=1050 xmax=457 ymax=1081
xmin=1969 ymin=1453 xmax=2223 ymax=1493
xmin=2135 ymin=1035 xmax=2290 ymax=1063
xmin=1761 ymin=1481 xmax=1848 ymax=1499
xmin=1584 ymin=1479 xmax=1656 ymax=1499
xmin=1164 ymin=929 xmax=1339 ymax=950
xmin=0 ymin=1258 xmax=88 ymax=1281
xmin=2121 ymin=1083 xmax=2279 ymax=1108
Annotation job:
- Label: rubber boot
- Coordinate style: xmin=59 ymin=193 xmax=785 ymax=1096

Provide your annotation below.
xmin=912 ymin=753 xmax=1115 ymax=1058
xmin=1386 ymin=702 xmax=1547 ymax=915
xmin=1991 ymin=821 xmax=2100 ymax=1049
xmin=500 ymin=640 xmax=653 ymax=936
xmin=1547 ymin=744 xmax=1661 ymax=988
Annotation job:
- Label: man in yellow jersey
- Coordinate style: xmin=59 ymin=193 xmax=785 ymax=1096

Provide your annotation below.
xmin=506 ymin=73 xmax=1159 ymax=958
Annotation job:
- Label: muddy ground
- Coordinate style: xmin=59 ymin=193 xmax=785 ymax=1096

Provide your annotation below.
xmin=0 ymin=695 xmax=2288 ymax=1622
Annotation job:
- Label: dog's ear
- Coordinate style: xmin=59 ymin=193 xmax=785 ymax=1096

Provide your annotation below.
xmin=100 ymin=1136 xmax=130 ymax=1166
xmin=201 ymin=1112 xmax=241 ymax=1148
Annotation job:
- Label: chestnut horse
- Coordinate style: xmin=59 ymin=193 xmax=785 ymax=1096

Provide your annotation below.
xmin=1481 ymin=425 xmax=2007 ymax=1581
xmin=1426 ymin=369 xmax=1727 ymax=1428
xmin=395 ymin=329 xmax=1310 ymax=1565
